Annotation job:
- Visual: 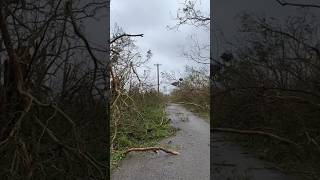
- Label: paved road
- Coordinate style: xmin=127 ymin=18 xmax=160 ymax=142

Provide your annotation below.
xmin=111 ymin=104 xmax=299 ymax=180
xmin=111 ymin=103 xmax=210 ymax=180
xmin=212 ymin=133 xmax=300 ymax=180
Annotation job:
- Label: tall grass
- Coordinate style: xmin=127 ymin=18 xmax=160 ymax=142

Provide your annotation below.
xmin=111 ymin=90 xmax=176 ymax=169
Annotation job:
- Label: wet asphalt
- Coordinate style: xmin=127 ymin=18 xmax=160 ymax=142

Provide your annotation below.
xmin=111 ymin=104 xmax=300 ymax=180
xmin=211 ymin=133 xmax=300 ymax=180
xmin=111 ymin=103 xmax=210 ymax=180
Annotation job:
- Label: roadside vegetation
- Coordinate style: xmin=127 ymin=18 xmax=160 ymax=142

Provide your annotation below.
xmin=177 ymin=0 xmax=320 ymax=179
xmin=169 ymin=66 xmax=210 ymax=119
xmin=167 ymin=0 xmax=210 ymax=119
xmin=0 ymin=1 xmax=108 ymax=179
xmin=110 ymin=26 xmax=176 ymax=170
xmin=212 ymin=9 xmax=320 ymax=179
xmin=110 ymin=90 xmax=177 ymax=169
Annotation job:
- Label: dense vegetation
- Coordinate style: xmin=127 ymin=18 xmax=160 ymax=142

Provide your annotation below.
xmin=110 ymin=25 xmax=176 ymax=170
xmin=0 ymin=1 xmax=108 ymax=179
xmin=168 ymin=0 xmax=210 ymax=119
xmin=170 ymin=66 xmax=210 ymax=118
xmin=111 ymin=90 xmax=176 ymax=169
xmin=212 ymin=11 xmax=320 ymax=179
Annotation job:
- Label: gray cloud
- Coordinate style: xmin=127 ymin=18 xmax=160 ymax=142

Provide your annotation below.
xmin=111 ymin=0 xmax=210 ymax=92
xmin=213 ymin=0 xmax=319 ymax=54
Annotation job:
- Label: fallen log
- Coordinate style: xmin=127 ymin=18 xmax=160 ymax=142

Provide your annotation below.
xmin=212 ymin=127 xmax=299 ymax=147
xmin=124 ymin=147 xmax=180 ymax=156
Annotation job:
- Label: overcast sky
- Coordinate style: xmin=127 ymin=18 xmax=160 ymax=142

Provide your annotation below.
xmin=110 ymin=0 xmax=210 ymax=93
xmin=109 ymin=0 xmax=320 ymax=93
xmin=213 ymin=0 xmax=320 ymax=58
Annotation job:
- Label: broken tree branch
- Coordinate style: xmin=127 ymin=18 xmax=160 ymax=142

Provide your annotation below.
xmin=68 ymin=8 xmax=99 ymax=93
xmin=275 ymin=0 xmax=320 ymax=9
xmin=110 ymin=33 xmax=144 ymax=44
xmin=124 ymin=147 xmax=180 ymax=156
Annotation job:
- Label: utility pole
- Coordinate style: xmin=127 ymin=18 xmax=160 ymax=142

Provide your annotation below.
xmin=154 ymin=63 xmax=161 ymax=93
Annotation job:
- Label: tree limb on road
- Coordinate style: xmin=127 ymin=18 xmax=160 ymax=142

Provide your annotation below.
xmin=124 ymin=147 xmax=180 ymax=156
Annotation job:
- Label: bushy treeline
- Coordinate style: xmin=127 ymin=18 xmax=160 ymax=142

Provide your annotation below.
xmin=171 ymin=66 xmax=209 ymax=117
xmin=0 ymin=1 xmax=108 ymax=179
xmin=111 ymin=89 xmax=175 ymax=169
xmin=212 ymin=11 xmax=320 ymax=177
xmin=110 ymin=25 xmax=176 ymax=169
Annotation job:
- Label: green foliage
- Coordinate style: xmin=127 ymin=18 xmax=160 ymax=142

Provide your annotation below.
xmin=213 ymin=12 xmax=320 ymax=178
xmin=111 ymin=91 xmax=176 ymax=170
xmin=170 ymin=66 xmax=209 ymax=118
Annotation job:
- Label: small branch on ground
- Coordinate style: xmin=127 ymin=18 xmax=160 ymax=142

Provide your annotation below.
xmin=124 ymin=147 xmax=180 ymax=156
